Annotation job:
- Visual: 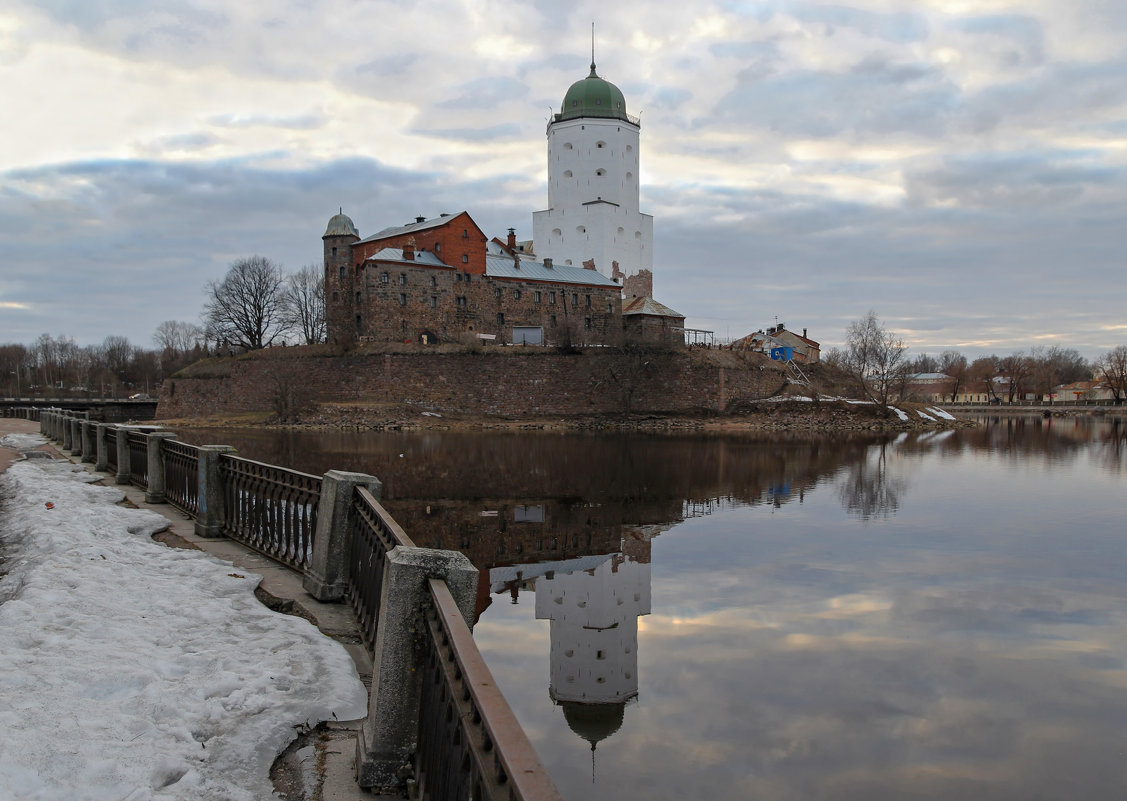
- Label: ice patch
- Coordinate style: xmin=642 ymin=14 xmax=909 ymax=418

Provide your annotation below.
xmin=888 ymin=406 xmax=909 ymax=421
xmin=0 ymin=457 xmax=367 ymax=800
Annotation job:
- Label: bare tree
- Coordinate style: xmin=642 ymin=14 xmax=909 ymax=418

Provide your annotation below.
xmin=283 ymin=265 xmax=326 ymax=345
xmin=939 ymin=350 xmax=968 ymax=402
xmin=153 ymin=320 xmax=204 ymax=355
xmin=998 ymin=352 xmax=1033 ymax=402
xmin=840 ymin=310 xmax=909 ymax=406
xmin=203 ymin=256 xmax=292 ymax=350
xmin=1097 ymin=346 xmax=1127 ymax=403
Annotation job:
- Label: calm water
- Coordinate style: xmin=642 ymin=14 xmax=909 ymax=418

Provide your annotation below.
xmin=174 ymin=416 xmax=1127 ymax=800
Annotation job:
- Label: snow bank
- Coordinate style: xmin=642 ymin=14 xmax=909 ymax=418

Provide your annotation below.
xmin=928 ymin=406 xmax=956 ymax=420
xmin=887 ymin=406 xmax=910 ymax=421
xmin=916 ymin=409 xmax=936 ymax=421
xmin=0 ymin=446 xmax=367 ymax=801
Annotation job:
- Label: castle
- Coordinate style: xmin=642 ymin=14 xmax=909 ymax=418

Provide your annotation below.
xmin=324 ymin=59 xmax=683 ymax=348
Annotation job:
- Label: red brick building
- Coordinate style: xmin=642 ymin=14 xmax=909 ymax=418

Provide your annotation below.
xmin=324 ymin=210 xmax=632 ymax=346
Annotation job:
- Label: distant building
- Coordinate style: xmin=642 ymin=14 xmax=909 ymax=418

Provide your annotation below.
xmin=732 ymin=324 xmax=821 ymax=363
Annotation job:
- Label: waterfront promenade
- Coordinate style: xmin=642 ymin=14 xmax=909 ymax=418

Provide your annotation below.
xmin=0 ymin=417 xmax=382 ymax=801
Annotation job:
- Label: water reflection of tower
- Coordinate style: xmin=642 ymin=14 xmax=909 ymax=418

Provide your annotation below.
xmin=534 ymin=537 xmax=651 ymax=752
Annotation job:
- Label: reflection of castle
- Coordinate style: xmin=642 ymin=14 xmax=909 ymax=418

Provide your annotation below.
xmin=489 ymin=537 xmax=652 ymax=754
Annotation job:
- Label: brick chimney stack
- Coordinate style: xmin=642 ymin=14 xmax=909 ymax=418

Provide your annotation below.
xmin=507 ymin=227 xmax=516 ymax=250
xmin=403 ymin=236 xmax=416 ymax=261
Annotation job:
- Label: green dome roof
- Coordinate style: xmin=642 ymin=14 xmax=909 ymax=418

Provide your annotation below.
xmin=556 ymin=63 xmax=631 ymax=123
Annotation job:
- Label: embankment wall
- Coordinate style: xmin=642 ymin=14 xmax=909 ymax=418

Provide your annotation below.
xmin=157 ymin=349 xmax=786 ymax=419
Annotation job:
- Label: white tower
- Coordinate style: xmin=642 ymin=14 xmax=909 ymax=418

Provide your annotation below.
xmin=533 ymin=60 xmax=653 ymax=282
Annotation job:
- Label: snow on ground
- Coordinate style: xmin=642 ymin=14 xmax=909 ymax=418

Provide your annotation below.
xmin=887 ymin=406 xmax=910 ymax=421
xmin=0 ymin=435 xmax=367 ymax=801
xmin=928 ymin=406 xmax=956 ymax=420
xmin=916 ymin=409 xmax=936 ymax=421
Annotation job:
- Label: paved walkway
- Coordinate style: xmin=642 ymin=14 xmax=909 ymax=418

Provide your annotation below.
xmin=0 ymin=417 xmax=386 ymax=801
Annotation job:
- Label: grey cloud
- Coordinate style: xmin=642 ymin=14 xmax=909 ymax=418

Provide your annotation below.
xmin=435 ymin=77 xmax=530 ymax=110
xmin=781 ymin=2 xmax=931 ymax=44
xmin=410 ymin=123 xmax=523 ymax=142
xmin=714 ymin=61 xmax=958 ymax=139
xmin=208 ymin=112 xmax=326 ymax=130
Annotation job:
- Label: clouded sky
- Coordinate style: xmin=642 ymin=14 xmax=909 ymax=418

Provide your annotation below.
xmin=2 ymin=0 xmax=1125 ymax=357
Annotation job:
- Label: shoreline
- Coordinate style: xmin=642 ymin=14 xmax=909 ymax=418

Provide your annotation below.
xmin=156 ymin=398 xmax=980 ymax=435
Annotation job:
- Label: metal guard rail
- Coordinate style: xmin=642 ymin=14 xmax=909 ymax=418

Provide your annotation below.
xmin=417 ymin=578 xmax=564 ymax=801
xmin=126 ymin=430 xmax=149 ymax=488
xmin=161 ymin=439 xmax=201 ymax=516
xmin=217 ymin=454 xmax=321 ymax=571
xmin=105 ymin=427 xmax=118 ymax=472
xmin=349 ymin=487 xmax=415 ymax=649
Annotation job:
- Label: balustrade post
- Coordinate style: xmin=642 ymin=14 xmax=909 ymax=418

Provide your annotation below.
xmin=95 ymin=423 xmax=111 ymax=472
xmin=145 ymin=431 xmax=177 ymax=504
xmin=303 ymin=470 xmax=382 ymax=602
xmin=72 ymin=418 xmax=84 ymax=454
xmin=195 ymin=445 xmax=237 ymax=538
xmin=62 ymin=415 xmax=73 ymax=450
xmin=51 ymin=412 xmax=60 ymax=441
xmin=80 ymin=420 xmax=97 ymax=463
xmin=356 ymin=546 xmax=478 ymax=792
xmin=115 ymin=425 xmax=134 ymax=485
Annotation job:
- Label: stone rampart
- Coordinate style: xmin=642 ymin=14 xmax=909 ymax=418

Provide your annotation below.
xmin=157 ymin=348 xmax=786 ymax=420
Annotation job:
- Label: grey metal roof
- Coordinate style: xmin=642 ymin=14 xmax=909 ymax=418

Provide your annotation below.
xmin=357 ymin=212 xmax=469 ymax=244
xmin=485 ymin=254 xmax=620 ymax=287
xmin=363 ymin=247 xmax=449 ymax=267
xmin=622 ymin=296 xmax=684 ymax=318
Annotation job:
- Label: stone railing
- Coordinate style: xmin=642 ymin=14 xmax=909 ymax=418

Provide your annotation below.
xmin=1 ymin=406 xmax=42 ymax=420
xmin=38 ymin=408 xmax=561 ymax=801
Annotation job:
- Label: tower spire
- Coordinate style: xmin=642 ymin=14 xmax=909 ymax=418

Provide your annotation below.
xmin=590 ymin=21 xmax=596 ymax=76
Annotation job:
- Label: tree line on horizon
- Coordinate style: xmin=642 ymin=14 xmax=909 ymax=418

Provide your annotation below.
xmin=825 ymin=311 xmax=1127 ymax=405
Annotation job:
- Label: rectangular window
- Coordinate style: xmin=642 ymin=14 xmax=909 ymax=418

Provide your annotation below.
xmin=572 ymin=293 xmax=578 ymax=306
xmin=399 ymin=274 xmax=407 ymax=285
xmin=430 ymin=276 xmax=436 ymax=288
xmin=497 ymin=312 xmax=505 ymax=326
xmin=549 ymin=291 xmax=556 ymax=304
xmin=456 ymin=272 xmax=462 ymax=282
xmin=584 ymin=317 xmax=592 ymax=330
xmin=456 ymin=296 xmax=467 ymax=307
xmin=550 ymin=315 xmax=557 ymax=327
xmin=430 ymin=295 xmax=437 ymax=308
xmin=399 ymin=293 xmax=407 ymax=306
xmin=535 ymin=291 xmax=541 ymax=303
xmin=380 ymin=272 xmax=389 ymax=283
xmin=585 ymin=294 xmax=591 ymax=307
xmin=462 ymin=254 xmax=469 ymax=263
xmin=513 ymin=289 xmax=522 ymax=300
xmin=607 ymin=302 xmax=613 ymax=314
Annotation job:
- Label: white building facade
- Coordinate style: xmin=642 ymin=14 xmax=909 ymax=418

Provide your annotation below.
xmin=533 ymin=62 xmax=653 ymax=283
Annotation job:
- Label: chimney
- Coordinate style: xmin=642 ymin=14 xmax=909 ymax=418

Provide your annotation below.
xmin=543 ymin=257 xmax=553 ymax=269
xmin=416 ymin=216 xmax=426 ymax=223
xmin=803 ymin=328 xmax=807 ymax=338
xmin=403 ymin=236 xmax=416 ymax=261
xmin=513 ymin=255 xmax=520 ymax=270
xmin=507 ymin=227 xmax=516 ymax=250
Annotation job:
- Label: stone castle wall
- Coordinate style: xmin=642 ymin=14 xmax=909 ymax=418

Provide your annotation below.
xmin=158 ymin=349 xmax=785 ymax=420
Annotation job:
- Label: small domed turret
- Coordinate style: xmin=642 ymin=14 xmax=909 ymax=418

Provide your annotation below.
xmin=323 ymin=211 xmax=359 ymax=238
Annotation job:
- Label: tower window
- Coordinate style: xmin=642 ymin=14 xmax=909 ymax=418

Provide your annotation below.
xmin=355 ymin=291 xmax=361 ymax=303
xmin=549 ymin=291 xmax=556 ymax=304
xmin=339 ymin=265 xmax=345 ymax=280
xmin=434 ymin=242 xmax=440 ymax=252
xmin=399 ymin=293 xmax=407 ymax=306
xmin=355 ymin=315 xmax=361 ymax=329
xmin=332 ymin=247 xmax=337 ymax=256
xmin=497 ymin=313 xmax=505 ymax=326
xmin=462 ymin=254 xmax=469 ymax=263
xmin=513 ymin=289 xmax=521 ymax=300
xmin=584 ymin=317 xmax=592 ymax=330
xmin=535 ymin=291 xmax=541 ymax=303
xmin=430 ymin=276 xmax=436 ymax=288
xmin=585 ymin=294 xmax=591 ymax=307
xmin=380 ymin=272 xmax=389 ymax=283
xmin=430 ymin=295 xmax=437 ymax=308
xmin=399 ymin=273 xmax=407 ymax=285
